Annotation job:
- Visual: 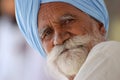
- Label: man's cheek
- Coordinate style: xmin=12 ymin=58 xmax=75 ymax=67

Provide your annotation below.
xmin=43 ymin=42 xmax=53 ymax=54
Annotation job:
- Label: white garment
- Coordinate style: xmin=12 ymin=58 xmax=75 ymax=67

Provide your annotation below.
xmin=50 ymin=41 xmax=120 ymax=80
xmin=75 ymin=41 xmax=120 ymax=80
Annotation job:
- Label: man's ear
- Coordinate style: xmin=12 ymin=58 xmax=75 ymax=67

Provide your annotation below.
xmin=98 ymin=23 xmax=106 ymax=36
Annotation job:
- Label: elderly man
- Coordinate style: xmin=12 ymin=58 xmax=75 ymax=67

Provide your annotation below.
xmin=15 ymin=0 xmax=120 ymax=80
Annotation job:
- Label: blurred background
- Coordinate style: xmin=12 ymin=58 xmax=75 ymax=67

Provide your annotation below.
xmin=0 ymin=0 xmax=120 ymax=80
xmin=105 ymin=0 xmax=120 ymax=41
xmin=0 ymin=0 xmax=54 ymax=80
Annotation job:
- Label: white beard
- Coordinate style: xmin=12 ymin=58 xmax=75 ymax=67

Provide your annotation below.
xmin=47 ymin=32 xmax=104 ymax=78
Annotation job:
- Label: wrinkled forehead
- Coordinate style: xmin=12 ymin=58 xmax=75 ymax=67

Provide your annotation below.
xmin=38 ymin=2 xmax=83 ymax=18
xmin=37 ymin=2 xmax=88 ymax=26
xmin=37 ymin=2 xmax=87 ymax=29
xmin=39 ymin=2 xmax=81 ymax=11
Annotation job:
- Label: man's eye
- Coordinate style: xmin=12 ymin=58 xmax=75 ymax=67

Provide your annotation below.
xmin=42 ymin=29 xmax=53 ymax=40
xmin=45 ymin=30 xmax=52 ymax=36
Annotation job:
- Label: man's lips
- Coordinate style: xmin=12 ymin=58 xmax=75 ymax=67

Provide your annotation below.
xmin=61 ymin=49 xmax=69 ymax=54
xmin=61 ymin=45 xmax=84 ymax=54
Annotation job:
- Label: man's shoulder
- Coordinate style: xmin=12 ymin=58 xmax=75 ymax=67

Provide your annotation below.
xmin=89 ymin=41 xmax=120 ymax=57
xmin=75 ymin=41 xmax=120 ymax=80
xmin=95 ymin=41 xmax=120 ymax=48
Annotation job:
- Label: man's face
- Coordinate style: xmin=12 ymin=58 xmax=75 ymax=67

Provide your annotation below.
xmin=38 ymin=2 xmax=106 ymax=78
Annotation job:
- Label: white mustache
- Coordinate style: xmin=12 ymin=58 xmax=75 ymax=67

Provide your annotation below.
xmin=47 ymin=34 xmax=91 ymax=62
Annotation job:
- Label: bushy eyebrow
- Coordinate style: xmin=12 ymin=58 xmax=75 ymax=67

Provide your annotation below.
xmin=54 ymin=13 xmax=77 ymax=24
xmin=60 ymin=13 xmax=77 ymax=21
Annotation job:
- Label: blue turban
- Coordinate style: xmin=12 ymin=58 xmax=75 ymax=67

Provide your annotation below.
xmin=15 ymin=0 xmax=109 ymax=57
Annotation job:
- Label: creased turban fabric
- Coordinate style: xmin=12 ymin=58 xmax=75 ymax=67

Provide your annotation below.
xmin=15 ymin=0 xmax=109 ymax=57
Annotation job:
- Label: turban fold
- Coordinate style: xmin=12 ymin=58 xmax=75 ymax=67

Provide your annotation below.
xmin=15 ymin=0 xmax=109 ymax=57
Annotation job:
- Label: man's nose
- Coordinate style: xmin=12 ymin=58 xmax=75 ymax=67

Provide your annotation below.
xmin=53 ymin=31 xmax=70 ymax=45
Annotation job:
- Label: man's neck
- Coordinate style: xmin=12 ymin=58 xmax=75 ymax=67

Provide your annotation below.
xmin=68 ymin=75 xmax=75 ymax=80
